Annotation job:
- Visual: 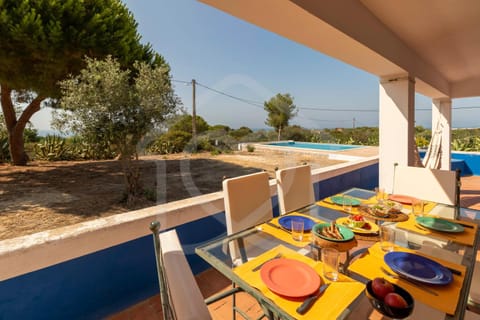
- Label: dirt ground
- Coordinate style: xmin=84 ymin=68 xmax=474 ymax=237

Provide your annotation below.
xmin=0 ymin=150 xmax=344 ymax=240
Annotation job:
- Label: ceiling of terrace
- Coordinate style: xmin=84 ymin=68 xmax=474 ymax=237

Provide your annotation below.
xmin=199 ymin=0 xmax=480 ymax=99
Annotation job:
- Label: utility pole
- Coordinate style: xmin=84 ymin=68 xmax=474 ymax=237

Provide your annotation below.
xmin=191 ymin=79 xmax=197 ymax=150
xmin=353 ymin=117 xmax=356 ymax=129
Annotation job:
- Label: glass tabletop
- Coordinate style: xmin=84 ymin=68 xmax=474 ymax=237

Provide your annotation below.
xmin=195 ymin=188 xmax=479 ymax=320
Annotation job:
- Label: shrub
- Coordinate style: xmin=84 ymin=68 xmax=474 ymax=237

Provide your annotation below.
xmin=34 ymin=135 xmax=73 ymax=161
xmin=147 ymin=130 xmax=192 ymax=154
xmin=246 ymin=144 xmax=255 ymax=152
xmin=0 ymin=135 xmax=9 ymax=163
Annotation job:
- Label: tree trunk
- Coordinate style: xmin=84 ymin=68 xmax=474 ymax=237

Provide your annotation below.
xmin=277 ymin=126 xmax=282 ymax=141
xmin=0 ymin=84 xmax=44 ymax=166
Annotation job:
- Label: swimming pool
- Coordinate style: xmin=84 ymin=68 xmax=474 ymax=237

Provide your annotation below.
xmin=266 ymin=141 xmax=361 ymax=151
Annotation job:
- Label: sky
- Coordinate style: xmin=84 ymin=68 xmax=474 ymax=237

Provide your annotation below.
xmin=31 ymin=0 xmax=480 ymax=131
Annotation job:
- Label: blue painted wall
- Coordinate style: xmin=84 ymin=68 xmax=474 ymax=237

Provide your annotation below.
xmin=0 ymin=163 xmax=378 ymax=319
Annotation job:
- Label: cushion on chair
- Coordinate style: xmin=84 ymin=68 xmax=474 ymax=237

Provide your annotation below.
xmin=160 ymin=230 xmax=212 ymax=320
xmin=223 ymin=171 xmax=273 ymax=234
xmin=393 ymin=166 xmax=457 ymax=205
xmin=223 ymin=171 xmax=273 ymax=262
xmin=276 ymin=164 xmax=315 ymax=214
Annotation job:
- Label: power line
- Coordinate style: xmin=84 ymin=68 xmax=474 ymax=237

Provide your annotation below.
xmin=194 ymin=82 xmax=265 ymax=109
xmin=172 ymin=79 xmax=480 ymax=113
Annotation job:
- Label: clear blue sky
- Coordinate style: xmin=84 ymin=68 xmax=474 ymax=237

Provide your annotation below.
xmin=32 ymin=0 xmax=480 ymax=131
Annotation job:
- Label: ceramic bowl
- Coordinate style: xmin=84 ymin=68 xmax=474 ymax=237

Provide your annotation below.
xmin=365 ymin=280 xmax=414 ymax=319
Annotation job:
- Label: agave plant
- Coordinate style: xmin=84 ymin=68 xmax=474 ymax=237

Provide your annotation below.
xmin=34 ymin=135 xmax=72 ymax=161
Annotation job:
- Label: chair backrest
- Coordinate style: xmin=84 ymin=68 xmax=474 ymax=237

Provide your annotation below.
xmin=223 ymin=171 xmax=273 ymax=261
xmin=276 ymin=164 xmax=315 ymax=214
xmin=150 ymin=222 xmax=211 ymax=320
xmin=393 ymin=165 xmax=459 ymax=206
xmin=223 ymin=171 xmax=273 ymax=234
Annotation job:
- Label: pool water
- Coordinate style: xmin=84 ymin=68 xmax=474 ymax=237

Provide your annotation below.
xmin=267 ymin=141 xmax=361 ymax=151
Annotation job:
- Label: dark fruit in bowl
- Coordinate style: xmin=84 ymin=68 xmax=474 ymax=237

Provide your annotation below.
xmin=385 ymin=292 xmax=408 ymax=308
xmin=371 ymin=277 xmax=394 ymax=299
xmin=366 ymin=280 xmax=414 ymax=319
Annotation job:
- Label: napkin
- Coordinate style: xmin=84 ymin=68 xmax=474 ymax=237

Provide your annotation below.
xmin=348 ymin=242 xmax=466 ymax=315
xmin=234 ymin=245 xmax=364 ymax=319
xmin=396 ymin=215 xmax=477 ymax=246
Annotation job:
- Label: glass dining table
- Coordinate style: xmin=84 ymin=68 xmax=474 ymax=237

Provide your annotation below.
xmin=195 ymin=188 xmax=480 ymax=319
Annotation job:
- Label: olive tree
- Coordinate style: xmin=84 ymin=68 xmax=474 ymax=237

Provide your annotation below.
xmin=57 ymin=56 xmax=179 ymax=203
xmin=0 ymin=0 xmax=158 ymax=165
xmin=264 ymin=93 xmax=298 ymax=141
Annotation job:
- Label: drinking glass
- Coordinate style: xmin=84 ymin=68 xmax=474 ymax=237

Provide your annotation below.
xmin=375 ymin=187 xmax=386 ymax=203
xmin=342 ymin=195 xmax=353 ymax=213
xmin=291 ymin=218 xmax=304 ymax=241
xmin=380 ymin=225 xmax=396 ymax=252
xmin=412 ymin=199 xmax=424 ymax=217
xmin=321 ymin=248 xmax=340 ymax=281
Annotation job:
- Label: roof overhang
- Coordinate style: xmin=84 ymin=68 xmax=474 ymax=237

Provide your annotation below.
xmin=199 ymin=0 xmax=480 ymax=99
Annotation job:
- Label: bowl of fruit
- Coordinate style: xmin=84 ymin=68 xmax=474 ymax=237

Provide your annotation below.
xmin=365 ymin=277 xmax=414 ymax=319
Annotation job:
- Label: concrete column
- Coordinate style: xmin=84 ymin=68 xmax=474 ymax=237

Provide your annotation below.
xmin=379 ymin=75 xmax=416 ymax=193
xmin=432 ymin=98 xmax=452 ymax=170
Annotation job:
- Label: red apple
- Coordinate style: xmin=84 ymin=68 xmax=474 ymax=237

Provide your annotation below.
xmin=384 ymin=292 xmax=408 ymax=308
xmin=371 ymin=277 xmax=394 ymax=299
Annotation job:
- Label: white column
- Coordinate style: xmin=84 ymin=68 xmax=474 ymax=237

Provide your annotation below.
xmin=379 ymin=75 xmax=416 ymax=193
xmin=432 ymin=98 xmax=452 ymax=170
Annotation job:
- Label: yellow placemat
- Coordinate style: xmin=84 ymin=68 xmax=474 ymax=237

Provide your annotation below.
xmin=234 ymin=245 xmax=365 ymax=319
xmin=396 ymin=215 xmax=478 ymax=246
xmin=348 ymin=242 xmax=466 ymax=315
xmin=318 ymin=194 xmax=437 ymax=219
xmin=260 ymin=214 xmax=325 ymax=247
xmin=317 ymin=195 xmax=359 ymax=214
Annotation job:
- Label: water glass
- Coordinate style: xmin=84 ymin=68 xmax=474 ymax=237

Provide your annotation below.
xmin=342 ymin=195 xmax=353 ymax=213
xmin=380 ymin=225 xmax=396 ymax=252
xmin=321 ymin=248 xmax=340 ymax=281
xmin=375 ymin=187 xmax=386 ymax=203
xmin=412 ymin=199 xmax=424 ymax=217
xmin=291 ymin=218 xmax=304 ymax=241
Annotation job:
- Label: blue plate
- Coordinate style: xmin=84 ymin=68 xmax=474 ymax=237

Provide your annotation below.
xmin=278 ymin=216 xmax=316 ymax=232
xmin=384 ymin=252 xmax=453 ymax=285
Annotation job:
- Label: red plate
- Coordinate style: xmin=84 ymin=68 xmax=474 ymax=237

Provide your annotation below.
xmin=260 ymin=258 xmax=321 ymax=297
xmin=388 ymin=194 xmax=418 ymax=205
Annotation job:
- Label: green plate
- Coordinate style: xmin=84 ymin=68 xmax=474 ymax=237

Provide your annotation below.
xmin=416 ymin=217 xmax=464 ymax=233
xmin=312 ymin=223 xmax=355 ymax=242
xmin=330 ymin=195 xmax=361 ymax=206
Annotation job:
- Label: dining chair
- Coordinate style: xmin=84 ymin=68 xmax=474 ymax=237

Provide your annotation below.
xmin=392 ymin=165 xmax=461 ymax=206
xmin=467 ymin=260 xmax=480 ymax=315
xmin=276 ymin=164 xmax=315 ymax=214
xmin=223 ymin=171 xmax=274 ymax=262
xmin=149 ymin=221 xmax=251 ymax=320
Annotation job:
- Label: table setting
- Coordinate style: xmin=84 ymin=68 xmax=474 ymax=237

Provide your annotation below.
xmin=233 ymin=245 xmax=365 ymax=319
xmin=196 ymin=187 xmax=478 ymax=320
xmin=347 ymin=241 xmax=466 ymax=315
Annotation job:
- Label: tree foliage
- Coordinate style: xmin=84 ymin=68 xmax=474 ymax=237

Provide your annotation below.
xmin=170 ymin=114 xmax=210 ymax=134
xmin=56 ymin=56 xmax=179 ymax=203
xmin=264 ymin=93 xmax=297 ymax=140
xmin=0 ymin=0 xmax=160 ymax=165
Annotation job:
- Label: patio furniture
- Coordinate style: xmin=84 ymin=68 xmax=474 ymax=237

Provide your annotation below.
xmin=393 ymin=165 xmax=461 ymax=206
xmin=196 ymin=188 xmax=479 ymax=319
xmin=149 ymin=222 xmax=249 ymax=320
xmin=276 ymin=164 xmax=315 ymax=214
xmin=222 ymin=171 xmax=273 ymax=319
xmin=223 ymin=171 xmax=274 ymax=262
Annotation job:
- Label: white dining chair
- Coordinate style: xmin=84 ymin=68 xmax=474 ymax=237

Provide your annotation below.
xmin=149 ymin=221 xmax=253 ymax=320
xmin=223 ymin=171 xmax=274 ymax=260
xmin=276 ymin=164 xmax=315 ymax=214
xmin=392 ymin=165 xmax=460 ymax=206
